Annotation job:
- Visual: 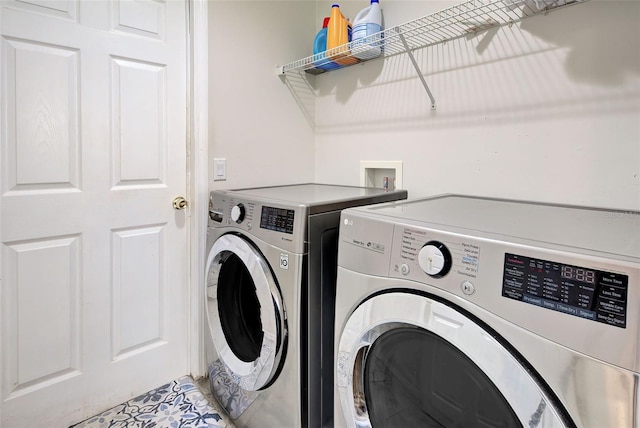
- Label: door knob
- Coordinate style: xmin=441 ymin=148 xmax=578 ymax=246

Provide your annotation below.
xmin=173 ymin=196 xmax=188 ymax=210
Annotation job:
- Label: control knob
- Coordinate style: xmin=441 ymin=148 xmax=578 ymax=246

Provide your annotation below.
xmin=230 ymin=204 xmax=246 ymax=223
xmin=418 ymin=241 xmax=452 ymax=278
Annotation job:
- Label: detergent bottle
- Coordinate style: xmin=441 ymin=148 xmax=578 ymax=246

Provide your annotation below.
xmin=313 ymin=17 xmax=341 ymax=71
xmin=352 ymin=0 xmax=383 ymax=60
xmin=327 ymin=4 xmax=358 ymax=66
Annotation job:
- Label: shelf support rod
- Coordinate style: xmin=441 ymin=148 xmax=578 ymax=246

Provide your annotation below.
xmin=395 ymin=26 xmax=436 ymax=110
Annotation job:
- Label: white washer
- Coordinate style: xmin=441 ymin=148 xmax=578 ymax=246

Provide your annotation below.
xmin=205 ymin=184 xmax=407 ymax=427
xmin=334 ymin=195 xmax=640 ymax=428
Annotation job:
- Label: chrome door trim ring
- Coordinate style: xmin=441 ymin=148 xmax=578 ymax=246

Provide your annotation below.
xmin=205 ymin=233 xmax=286 ymax=391
xmin=337 ymin=292 xmax=568 ymax=428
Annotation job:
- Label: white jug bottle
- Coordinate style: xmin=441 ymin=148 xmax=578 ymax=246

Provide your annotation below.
xmin=351 ymin=0 xmax=383 ymax=60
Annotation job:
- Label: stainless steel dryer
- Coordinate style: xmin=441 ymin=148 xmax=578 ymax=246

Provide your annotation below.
xmin=205 ymin=184 xmax=407 ymax=428
xmin=334 ymin=195 xmax=640 ymax=428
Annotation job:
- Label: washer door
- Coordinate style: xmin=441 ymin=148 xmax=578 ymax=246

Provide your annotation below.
xmin=206 ymin=233 xmax=287 ymax=391
xmin=337 ymin=292 xmax=570 ymax=428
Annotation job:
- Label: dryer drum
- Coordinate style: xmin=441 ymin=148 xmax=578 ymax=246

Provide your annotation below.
xmin=217 ymin=252 xmax=264 ymax=362
xmin=363 ymin=327 xmax=520 ymax=427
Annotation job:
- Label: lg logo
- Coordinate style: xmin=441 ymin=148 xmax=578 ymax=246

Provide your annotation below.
xmin=343 ymin=218 xmax=353 ymax=226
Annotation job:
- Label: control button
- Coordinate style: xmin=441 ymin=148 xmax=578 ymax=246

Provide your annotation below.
xmin=230 ymin=204 xmax=245 ymax=223
xmin=247 ymin=222 xmax=252 ymax=230
xmin=418 ymin=241 xmax=452 ymax=277
xmin=400 ymin=264 xmax=410 ymax=275
xmin=461 ymin=281 xmax=476 ymax=296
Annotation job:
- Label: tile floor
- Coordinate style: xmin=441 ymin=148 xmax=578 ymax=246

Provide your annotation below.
xmin=71 ymin=376 xmax=234 ymax=428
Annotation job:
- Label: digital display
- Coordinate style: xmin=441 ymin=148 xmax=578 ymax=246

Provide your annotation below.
xmin=260 ymin=206 xmax=295 ymax=234
xmin=502 ymin=253 xmax=628 ymax=328
xmin=561 ymin=265 xmax=596 ymax=284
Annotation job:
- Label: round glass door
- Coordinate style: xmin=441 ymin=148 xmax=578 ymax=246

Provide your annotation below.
xmin=364 ymin=327 xmax=519 ymax=427
xmin=336 ymin=292 xmax=569 ymax=428
xmin=206 ymin=233 xmax=287 ymax=391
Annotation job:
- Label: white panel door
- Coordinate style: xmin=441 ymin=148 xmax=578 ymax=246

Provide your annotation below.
xmin=0 ymin=1 xmax=189 ymax=426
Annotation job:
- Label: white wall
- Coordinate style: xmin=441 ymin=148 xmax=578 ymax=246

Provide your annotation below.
xmin=208 ymin=1 xmax=316 ymax=190
xmin=313 ymin=0 xmax=640 ymax=210
xmin=207 ymin=0 xmax=640 ymax=210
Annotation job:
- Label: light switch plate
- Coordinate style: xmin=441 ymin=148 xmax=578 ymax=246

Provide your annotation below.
xmin=213 ymin=158 xmax=226 ymax=181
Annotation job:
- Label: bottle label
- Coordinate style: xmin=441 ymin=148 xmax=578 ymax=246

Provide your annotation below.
xmin=351 ymin=22 xmax=383 ymax=60
xmin=352 ymin=23 xmax=382 ymax=42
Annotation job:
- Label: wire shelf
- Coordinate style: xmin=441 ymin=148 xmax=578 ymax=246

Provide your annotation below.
xmin=277 ymin=0 xmax=585 ymax=75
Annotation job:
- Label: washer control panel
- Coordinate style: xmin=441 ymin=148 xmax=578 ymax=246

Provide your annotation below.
xmin=393 ymin=226 xmax=480 ymax=282
xmin=209 ymin=192 xmax=305 ymax=254
xmin=502 ymin=253 xmax=628 ymax=328
xmin=259 ymin=205 xmax=295 ymax=234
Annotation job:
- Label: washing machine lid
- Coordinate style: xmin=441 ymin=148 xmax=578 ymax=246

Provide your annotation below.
xmin=353 ymin=194 xmax=640 ymax=259
xmin=336 ymin=291 xmax=572 ymax=428
xmin=205 ymin=234 xmax=287 ymax=391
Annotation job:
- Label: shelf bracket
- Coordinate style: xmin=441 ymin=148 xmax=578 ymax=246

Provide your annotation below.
xmin=395 ymin=26 xmax=437 ymax=110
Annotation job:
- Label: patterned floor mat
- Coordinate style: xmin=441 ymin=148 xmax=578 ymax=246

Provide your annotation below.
xmin=71 ymin=376 xmax=233 ymax=428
